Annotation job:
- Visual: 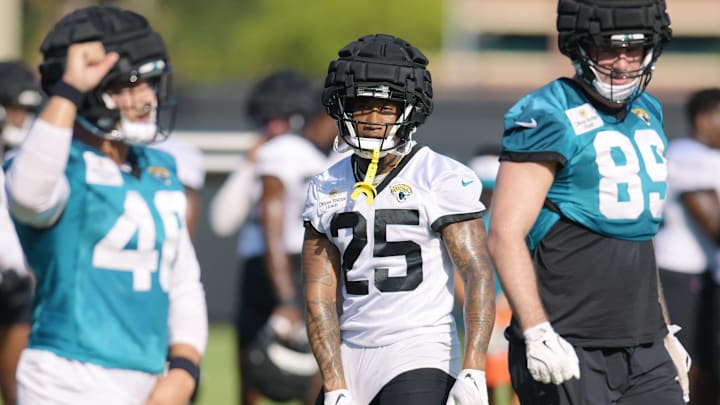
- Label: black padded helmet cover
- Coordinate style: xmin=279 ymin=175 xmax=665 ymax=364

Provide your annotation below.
xmin=322 ymin=33 xmax=433 ymax=127
xmin=38 ymin=6 xmax=170 ymax=135
xmin=557 ymin=0 xmax=672 ymax=59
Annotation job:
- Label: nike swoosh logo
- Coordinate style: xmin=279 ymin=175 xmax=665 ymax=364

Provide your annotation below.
xmin=335 ymin=394 xmax=345 ymax=405
xmin=461 ymin=179 xmax=474 ymax=187
xmin=515 ymin=118 xmax=537 ymax=128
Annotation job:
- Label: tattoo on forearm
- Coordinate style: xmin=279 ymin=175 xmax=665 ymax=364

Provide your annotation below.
xmin=445 ymin=220 xmax=496 ymax=357
xmin=306 ymin=298 xmax=344 ymax=388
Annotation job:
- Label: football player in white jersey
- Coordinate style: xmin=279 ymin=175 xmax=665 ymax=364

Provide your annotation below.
xmin=487 ymin=1 xmax=688 ymax=404
xmin=303 ymin=33 xmax=495 ymax=405
xmin=4 ymin=6 xmax=207 ymax=404
xmin=655 ymin=88 xmax=720 ymax=404
xmin=0 ymin=60 xmax=41 ymax=405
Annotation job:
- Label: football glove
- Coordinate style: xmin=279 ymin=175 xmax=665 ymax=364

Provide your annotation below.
xmin=524 ymin=322 xmax=580 ymax=385
xmin=445 ymin=369 xmax=489 ymax=405
xmin=664 ymin=324 xmax=691 ymax=403
xmin=324 ymin=389 xmax=357 ymax=405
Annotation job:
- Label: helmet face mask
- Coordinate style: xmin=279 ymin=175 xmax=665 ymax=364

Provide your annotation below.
xmin=322 ymin=34 xmax=433 ymax=159
xmin=39 ymin=6 xmax=175 ymax=145
xmin=333 ymin=86 xmax=417 ymax=159
xmin=557 ymin=0 xmax=672 ymax=105
xmin=576 ymin=34 xmax=656 ymax=104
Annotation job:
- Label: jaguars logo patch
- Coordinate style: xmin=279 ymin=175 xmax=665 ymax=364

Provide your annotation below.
xmin=148 ymin=166 xmax=171 ymax=185
xmin=632 ymin=107 xmax=652 ymax=126
xmin=390 ymin=183 xmax=413 ymax=202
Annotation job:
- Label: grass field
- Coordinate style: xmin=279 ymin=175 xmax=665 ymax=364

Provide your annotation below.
xmin=196 ymin=323 xmax=513 ymax=405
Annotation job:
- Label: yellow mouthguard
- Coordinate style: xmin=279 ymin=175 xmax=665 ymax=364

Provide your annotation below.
xmin=351 ymin=148 xmax=380 ymax=204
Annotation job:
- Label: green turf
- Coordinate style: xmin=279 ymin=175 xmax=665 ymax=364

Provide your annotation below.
xmin=197 ymin=323 xmax=512 ymax=405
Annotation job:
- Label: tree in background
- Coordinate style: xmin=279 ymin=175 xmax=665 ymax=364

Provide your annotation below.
xmin=21 ymin=0 xmax=443 ymax=84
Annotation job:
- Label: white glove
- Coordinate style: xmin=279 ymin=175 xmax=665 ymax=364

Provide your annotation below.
xmin=445 ymin=369 xmax=489 ymax=405
xmin=324 ymin=389 xmax=357 ymax=405
xmin=524 ymin=322 xmax=580 ymax=384
xmin=664 ymin=324 xmax=691 ymax=403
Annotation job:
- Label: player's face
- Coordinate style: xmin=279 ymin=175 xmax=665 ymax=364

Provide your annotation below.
xmin=3 ymin=105 xmax=30 ymax=128
xmin=105 ymin=80 xmax=157 ymax=123
xmin=590 ymin=46 xmax=645 ymax=86
xmin=347 ymin=98 xmax=401 ymax=139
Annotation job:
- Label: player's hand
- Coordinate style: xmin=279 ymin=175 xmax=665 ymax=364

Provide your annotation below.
xmin=524 ymin=322 xmax=580 ymax=384
xmin=62 ymin=41 xmax=118 ymax=93
xmin=145 ymin=368 xmax=195 ymax=405
xmin=324 ymin=389 xmax=357 ymax=405
xmin=269 ymin=305 xmax=304 ymax=342
xmin=445 ymin=369 xmax=489 ymax=405
xmin=664 ymin=324 xmax=691 ymax=402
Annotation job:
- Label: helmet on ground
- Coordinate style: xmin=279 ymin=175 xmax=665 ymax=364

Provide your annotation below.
xmin=557 ymin=0 xmax=671 ymax=104
xmin=39 ymin=5 xmax=174 ymax=144
xmin=246 ymin=70 xmax=318 ymax=132
xmin=245 ymin=322 xmax=318 ymax=402
xmin=322 ymin=33 xmax=433 ymax=159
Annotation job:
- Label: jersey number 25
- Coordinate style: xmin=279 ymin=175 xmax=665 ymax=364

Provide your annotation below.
xmin=330 ymin=209 xmax=423 ymax=295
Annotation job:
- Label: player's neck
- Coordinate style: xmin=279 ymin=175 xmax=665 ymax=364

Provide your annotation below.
xmin=74 ymin=128 xmax=129 ymax=166
xmin=355 ymin=153 xmax=402 ymax=175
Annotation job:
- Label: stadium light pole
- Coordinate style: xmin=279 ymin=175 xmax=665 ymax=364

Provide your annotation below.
xmin=0 ymin=0 xmax=22 ymax=60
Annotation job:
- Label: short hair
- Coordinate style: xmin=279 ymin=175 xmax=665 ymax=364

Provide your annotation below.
xmin=686 ymin=88 xmax=720 ymax=132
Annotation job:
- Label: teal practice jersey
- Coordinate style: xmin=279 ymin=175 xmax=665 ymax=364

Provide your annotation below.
xmin=502 ymin=79 xmax=667 ymax=249
xmin=10 ymin=140 xmax=186 ymax=374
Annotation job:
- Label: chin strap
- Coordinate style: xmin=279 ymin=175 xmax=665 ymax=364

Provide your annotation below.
xmin=351 ymin=148 xmax=380 ymax=205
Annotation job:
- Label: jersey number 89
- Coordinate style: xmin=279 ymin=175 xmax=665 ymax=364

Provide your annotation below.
xmin=594 ymin=129 xmax=666 ymax=220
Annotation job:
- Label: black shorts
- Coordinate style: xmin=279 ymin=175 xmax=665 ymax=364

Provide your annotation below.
xmin=0 ymin=271 xmax=32 ymax=326
xmin=696 ymin=274 xmax=720 ymax=378
xmin=658 ymin=268 xmax=703 ymax=358
xmin=315 ymin=368 xmax=455 ymax=405
xmin=508 ymin=338 xmax=684 ymax=405
xmin=234 ymin=254 xmax=303 ymax=348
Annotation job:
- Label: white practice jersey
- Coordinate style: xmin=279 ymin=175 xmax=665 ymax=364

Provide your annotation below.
xmin=655 ymin=138 xmax=720 ymax=276
xmin=256 ymin=133 xmax=343 ymax=255
xmin=303 ymin=144 xmax=486 ymax=347
xmin=0 ymin=168 xmax=26 ymax=274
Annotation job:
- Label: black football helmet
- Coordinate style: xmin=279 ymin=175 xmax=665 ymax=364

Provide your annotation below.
xmin=245 ymin=322 xmax=318 ymax=402
xmin=0 ymin=61 xmax=44 ymax=147
xmin=39 ymin=5 xmax=174 ymax=144
xmin=246 ymin=70 xmax=318 ymax=132
xmin=322 ymin=33 xmax=433 ymax=159
xmin=557 ymin=0 xmax=672 ymax=104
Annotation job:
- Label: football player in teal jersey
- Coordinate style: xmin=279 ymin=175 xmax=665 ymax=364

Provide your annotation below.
xmin=487 ymin=0 xmax=691 ymax=404
xmin=4 ymin=6 xmax=207 ymax=404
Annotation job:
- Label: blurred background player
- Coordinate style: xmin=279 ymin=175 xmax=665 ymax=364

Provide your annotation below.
xmin=303 ymin=33 xmax=495 ymax=405
xmin=217 ymin=69 xmax=341 ymax=405
xmin=4 ymin=6 xmax=207 ymax=404
xmin=655 ymin=87 xmax=720 ymax=405
xmin=0 ymin=60 xmax=42 ymax=405
xmin=0 ymin=61 xmax=44 ymax=155
xmin=487 ymin=0 xmax=689 ymax=404
xmin=151 ymin=138 xmax=206 ymax=238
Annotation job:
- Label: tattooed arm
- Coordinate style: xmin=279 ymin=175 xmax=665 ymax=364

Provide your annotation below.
xmin=442 ymin=217 xmax=495 ymax=370
xmin=302 ymin=226 xmax=346 ymax=391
